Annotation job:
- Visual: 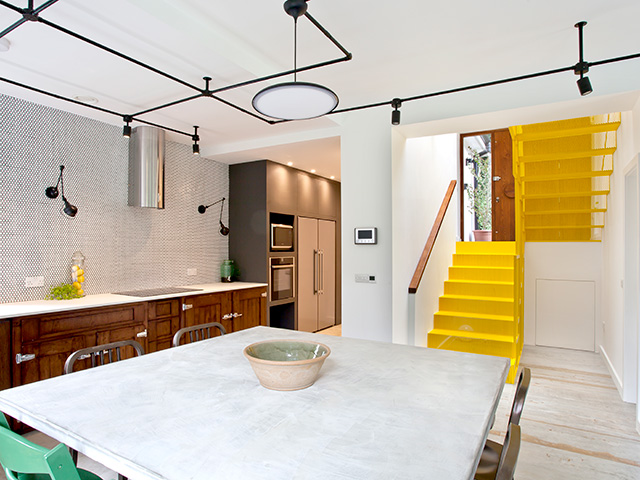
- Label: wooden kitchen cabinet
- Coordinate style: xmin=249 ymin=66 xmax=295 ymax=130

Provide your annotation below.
xmin=11 ymin=303 xmax=147 ymax=387
xmin=180 ymin=287 xmax=267 ymax=335
xmin=1 ymin=319 xmax=11 ymax=391
xmin=147 ymin=298 xmax=180 ymax=352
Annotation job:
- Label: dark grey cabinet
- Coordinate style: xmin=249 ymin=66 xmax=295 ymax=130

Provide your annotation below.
xmin=229 ymin=160 xmax=340 ymax=329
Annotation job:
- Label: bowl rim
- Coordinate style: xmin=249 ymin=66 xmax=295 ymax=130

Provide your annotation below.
xmin=243 ymin=339 xmax=331 ymax=366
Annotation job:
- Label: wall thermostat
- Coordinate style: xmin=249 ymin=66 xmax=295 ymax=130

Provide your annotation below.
xmin=354 ymin=227 xmax=377 ymax=244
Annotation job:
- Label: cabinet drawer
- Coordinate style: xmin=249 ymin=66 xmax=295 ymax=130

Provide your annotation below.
xmin=148 ymin=299 xmax=179 ymax=319
xmin=19 ymin=303 xmax=146 ymax=342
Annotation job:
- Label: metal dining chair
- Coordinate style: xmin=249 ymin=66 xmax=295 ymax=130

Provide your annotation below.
xmin=64 ymin=340 xmax=144 ymax=480
xmin=172 ymin=322 xmax=226 ymax=347
xmin=475 ymin=423 xmax=521 ymax=480
xmin=0 ymin=412 xmax=103 ymax=480
xmin=64 ymin=340 xmax=145 ymax=374
xmin=475 ymin=367 xmax=531 ymax=479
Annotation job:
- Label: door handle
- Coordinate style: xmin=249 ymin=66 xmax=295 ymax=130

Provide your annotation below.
xmin=15 ymin=353 xmax=35 ymax=364
xmin=222 ymin=313 xmax=234 ymax=320
xmin=136 ymin=329 xmax=148 ymax=338
xmin=232 ymin=313 xmax=243 ymax=318
xmin=319 ymin=250 xmax=324 ymax=294
xmin=182 ymin=304 xmax=193 ymax=311
xmin=313 ymin=250 xmax=319 ymax=294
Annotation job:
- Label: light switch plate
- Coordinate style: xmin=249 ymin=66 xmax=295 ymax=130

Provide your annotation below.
xmin=25 ymin=276 xmax=44 ymax=287
xmin=355 ymin=274 xmax=376 ymax=283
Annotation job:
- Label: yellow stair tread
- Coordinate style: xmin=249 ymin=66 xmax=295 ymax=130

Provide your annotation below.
xmin=521 ymin=169 xmax=613 ymax=181
xmin=513 ymin=121 xmax=621 ymax=141
xmin=525 ymin=224 xmax=604 ymax=230
xmin=454 ymin=253 xmax=516 ymax=257
xmin=429 ymin=328 xmax=516 ymax=343
xmin=435 ymin=310 xmax=515 ymax=322
xmin=450 ymin=265 xmax=514 ymax=271
xmin=446 ymin=279 xmax=514 ymax=286
xmin=522 ymin=189 xmax=609 ymax=199
xmin=524 ymin=208 xmax=607 ymax=215
xmin=517 ymin=147 xmax=616 ymax=163
xmin=440 ymin=294 xmax=514 ymax=303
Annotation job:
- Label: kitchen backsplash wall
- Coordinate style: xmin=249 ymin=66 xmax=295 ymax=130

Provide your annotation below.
xmin=0 ymin=94 xmax=229 ymax=303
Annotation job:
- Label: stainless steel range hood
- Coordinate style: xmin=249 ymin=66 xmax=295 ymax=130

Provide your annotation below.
xmin=128 ymin=126 xmax=165 ymax=208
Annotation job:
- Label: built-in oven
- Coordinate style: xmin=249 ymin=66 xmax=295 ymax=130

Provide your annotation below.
xmin=269 ymin=256 xmax=295 ymax=302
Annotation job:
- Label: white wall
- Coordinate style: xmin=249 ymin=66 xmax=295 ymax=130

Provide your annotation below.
xmin=340 ymin=108 xmax=393 ymax=342
xmin=524 ymin=243 xmax=603 ymax=349
xmin=391 ymin=134 xmax=458 ymax=346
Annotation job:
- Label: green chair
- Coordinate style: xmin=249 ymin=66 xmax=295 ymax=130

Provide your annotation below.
xmin=0 ymin=413 xmax=102 ymax=480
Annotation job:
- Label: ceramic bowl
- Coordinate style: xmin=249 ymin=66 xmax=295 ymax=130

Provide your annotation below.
xmin=243 ymin=339 xmax=331 ymax=391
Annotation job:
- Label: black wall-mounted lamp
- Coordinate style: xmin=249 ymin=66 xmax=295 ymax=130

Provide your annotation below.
xmin=192 ymin=126 xmax=200 ymax=155
xmin=198 ymin=197 xmax=229 ymax=236
xmin=574 ymin=21 xmax=593 ymax=96
xmin=391 ymin=98 xmax=402 ymax=125
xmin=45 ymin=165 xmax=78 ymax=217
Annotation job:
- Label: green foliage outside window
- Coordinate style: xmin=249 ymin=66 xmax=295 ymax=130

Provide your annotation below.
xmin=466 ymin=147 xmax=491 ymax=231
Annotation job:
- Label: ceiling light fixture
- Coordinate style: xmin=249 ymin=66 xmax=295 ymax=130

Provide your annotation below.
xmin=45 ymin=165 xmax=78 ymax=217
xmin=197 ymin=197 xmax=230 ymax=236
xmin=252 ymin=0 xmax=338 ymax=120
xmin=192 ymin=126 xmax=200 ymax=155
xmin=122 ymin=116 xmax=132 ymax=138
xmin=391 ymin=98 xmax=402 ymax=125
xmin=574 ymin=21 xmax=593 ymax=96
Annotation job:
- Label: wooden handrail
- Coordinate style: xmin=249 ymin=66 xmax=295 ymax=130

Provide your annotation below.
xmin=408 ymin=180 xmax=457 ymax=294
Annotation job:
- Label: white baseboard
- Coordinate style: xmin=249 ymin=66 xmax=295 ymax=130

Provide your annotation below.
xmin=600 ymin=345 xmax=624 ymax=400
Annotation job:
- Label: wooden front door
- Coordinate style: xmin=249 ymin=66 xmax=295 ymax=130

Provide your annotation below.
xmin=491 ymin=129 xmax=515 ymax=241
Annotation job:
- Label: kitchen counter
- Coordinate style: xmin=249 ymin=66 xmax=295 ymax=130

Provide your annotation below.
xmin=0 ymin=283 xmax=266 ymax=320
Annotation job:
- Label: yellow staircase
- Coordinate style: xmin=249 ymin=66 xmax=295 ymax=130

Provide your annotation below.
xmin=510 ymin=113 xmax=621 ymax=241
xmin=428 ymin=241 xmax=522 ymax=383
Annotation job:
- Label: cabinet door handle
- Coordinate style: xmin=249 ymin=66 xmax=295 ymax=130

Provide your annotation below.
xmin=15 ymin=353 xmax=36 ymax=364
xmin=313 ymin=250 xmax=319 ymax=294
xmin=261 ymin=292 xmax=267 ymax=298
xmin=222 ymin=313 xmax=234 ymax=320
xmin=319 ymin=250 xmax=324 ymax=295
xmin=232 ymin=313 xmax=243 ymax=318
xmin=136 ymin=329 xmax=148 ymax=338
xmin=182 ymin=304 xmax=193 ymax=311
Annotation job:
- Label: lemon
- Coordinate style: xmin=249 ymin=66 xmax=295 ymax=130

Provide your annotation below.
xmin=72 ymin=281 xmax=81 ymax=290
xmin=71 ymin=265 xmax=79 ymax=272
xmin=78 ymin=275 xmax=85 ymax=283
xmin=78 ymin=289 xmax=84 ymax=296
xmin=77 ymin=268 xmax=84 ymax=276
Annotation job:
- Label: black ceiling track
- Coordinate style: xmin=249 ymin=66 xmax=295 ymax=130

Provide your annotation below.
xmin=0 ymin=0 xmax=352 ymax=137
xmin=1 ymin=1 xmax=640 ymax=140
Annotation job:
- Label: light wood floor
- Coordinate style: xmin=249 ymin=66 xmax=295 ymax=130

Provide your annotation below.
xmin=3 ymin=342 xmax=638 ymax=479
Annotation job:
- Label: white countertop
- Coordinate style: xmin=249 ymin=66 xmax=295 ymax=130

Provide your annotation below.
xmin=0 ymin=282 xmax=266 ymax=320
xmin=0 ymin=327 xmax=509 ymax=480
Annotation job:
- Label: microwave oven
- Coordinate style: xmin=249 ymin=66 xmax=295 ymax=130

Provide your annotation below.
xmin=271 ymin=223 xmax=294 ymax=250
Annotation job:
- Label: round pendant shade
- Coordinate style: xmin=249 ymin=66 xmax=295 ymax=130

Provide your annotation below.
xmin=252 ymin=81 xmax=338 ymax=120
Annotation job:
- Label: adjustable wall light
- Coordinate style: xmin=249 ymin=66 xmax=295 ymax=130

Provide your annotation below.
xmin=251 ymin=0 xmax=339 ymax=120
xmin=574 ymin=21 xmax=593 ymax=96
xmin=45 ymin=165 xmax=78 ymax=217
xmin=192 ymin=126 xmax=200 ymax=155
xmin=391 ymin=98 xmax=402 ymax=125
xmin=197 ymin=197 xmax=229 ymax=236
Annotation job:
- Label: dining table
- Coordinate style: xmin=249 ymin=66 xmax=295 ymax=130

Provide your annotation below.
xmin=0 ymin=326 xmax=509 ymax=480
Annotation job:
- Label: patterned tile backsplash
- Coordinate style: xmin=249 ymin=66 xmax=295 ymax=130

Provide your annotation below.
xmin=0 ymin=94 xmax=229 ymax=303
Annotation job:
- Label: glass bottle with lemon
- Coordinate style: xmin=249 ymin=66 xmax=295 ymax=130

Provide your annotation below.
xmin=71 ymin=251 xmax=86 ymax=297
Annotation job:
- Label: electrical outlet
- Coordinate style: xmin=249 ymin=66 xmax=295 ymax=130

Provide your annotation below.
xmin=355 ymin=274 xmax=376 ymax=284
xmin=187 ymin=268 xmax=197 ymax=276
xmin=25 ymin=276 xmax=44 ymax=288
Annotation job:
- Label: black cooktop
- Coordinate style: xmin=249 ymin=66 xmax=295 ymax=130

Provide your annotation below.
xmin=113 ymin=287 xmax=202 ymax=297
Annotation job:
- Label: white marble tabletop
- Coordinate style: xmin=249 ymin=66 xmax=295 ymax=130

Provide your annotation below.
xmin=0 ymin=327 xmax=509 ymax=480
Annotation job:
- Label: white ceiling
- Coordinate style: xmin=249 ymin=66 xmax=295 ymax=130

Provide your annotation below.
xmin=1 ymin=0 xmax=640 ymax=181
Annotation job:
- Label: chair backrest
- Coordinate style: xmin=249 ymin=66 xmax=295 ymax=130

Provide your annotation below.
xmin=0 ymin=413 xmax=83 ymax=480
xmin=495 ymin=423 xmax=521 ymax=480
xmin=64 ymin=340 xmax=145 ymax=374
xmin=508 ymin=367 xmax=531 ymax=426
xmin=172 ymin=322 xmax=226 ymax=347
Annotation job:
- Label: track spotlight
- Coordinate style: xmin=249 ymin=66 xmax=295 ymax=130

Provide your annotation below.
xmin=197 ymin=197 xmax=229 ymax=236
xmin=123 ymin=116 xmax=132 ymax=138
xmin=577 ymin=75 xmax=593 ymax=96
xmin=46 ymin=165 xmax=77 ymax=217
xmin=192 ymin=126 xmax=200 ymax=155
xmin=391 ymin=98 xmax=402 ymax=125
xmin=574 ymin=21 xmax=593 ymax=96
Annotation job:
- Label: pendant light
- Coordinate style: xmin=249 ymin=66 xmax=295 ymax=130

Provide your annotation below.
xmin=252 ymin=0 xmax=338 ymax=120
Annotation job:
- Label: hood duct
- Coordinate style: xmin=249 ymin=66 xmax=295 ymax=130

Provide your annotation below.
xmin=128 ymin=126 xmax=165 ymax=209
